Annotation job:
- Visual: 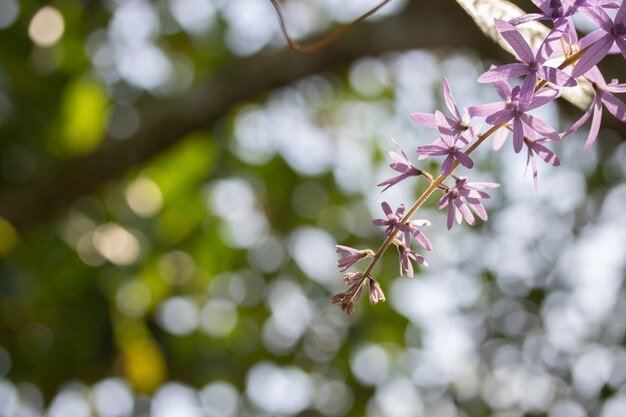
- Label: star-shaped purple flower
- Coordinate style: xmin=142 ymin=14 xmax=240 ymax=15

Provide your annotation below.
xmin=416 ymin=111 xmax=478 ymax=176
xmin=438 ymin=177 xmax=500 ymax=230
xmin=377 ymin=140 xmax=423 ymax=192
xmin=372 ymin=202 xmax=410 ymax=237
xmin=410 ymin=78 xmax=471 ymax=137
xmin=561 ymin=66 xmax=626 ymax=148
xmin=510 ymin=0 xmax=586 ymax=31
xmin=481 ymin=85 xmax=559 ymax=153
xmin=524 ymin=135 xmax=560 ymax=189
xmin=406 ymin=219 xmax=433 ymax=251
xmin=478 ymin=19 xmax=576 ymax=107
xmin=573 ymin=2 xmax=626 ymax=77
xmin=394 ymin=240 xmax=427 ymax=278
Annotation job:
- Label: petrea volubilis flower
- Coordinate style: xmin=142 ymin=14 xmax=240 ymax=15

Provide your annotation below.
xmin=407 ymin=219 xmax=433 ymax=251
xmin=332 ymin=272 xmax=367 ymax=314
xmin=416 ymin=111 xmax=478 ymax=175
xmin=394 ymin=240 xmax=427 ymax=278
xmin=368 ymin=278 xmax=385 ymax=305
xmin=372 ymin=202 xmax=410 ymax=237
xmin=410 ymin=78 xmax=471 ymax=136
xmin=336 ymin=245 xmax=375 ymax=272
xmin=439 ymin=177 xmax=500 ymax=230
xmin=342 ymin=271 xmax=364 ymax=285
xmin=561 ymin=66 xmax=626 ymax=148
xmin=377 ymin=140 xmax=423 ymax=192
xmin=524 ymin=135 xmax=561 ymax=189
xmin=509 ymin=0 xmax=586 ymax=32
xmin=484 ymin=86 xmax=560 ymax=153
xmin=478 ymin=19 xmax=576 ymax=107
xmin=573 ymin=1 xmax=626 ymax=77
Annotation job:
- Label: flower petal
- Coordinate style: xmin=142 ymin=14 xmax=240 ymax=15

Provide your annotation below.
xmin=606 ymin=82 xmax=626 ymax=94
xmin=521 ymin=113 xmax=559 ymax=140
xmin=579 ymin=5 xmax=613 ymax=32
xmin=561 ymin=97 xmax=596 ymax=139
xmin=466 ymin=197 xmax=488 ymax=221
xmin=616 ymin=1 xmax=626 ymax=24
xmin=465 ymin=181 xmax=500 ymax=189
xmin=494 ymin=79 xmax=512 ymax=101
xmin=435 ymin=110 xmax=455 ymax=147
xmin=509 ymin=13 xmax=544 ymax=26
xmin=477 ymin=63 xmax=529 ymax=83
xmin=441 ymin=154 xmax=455 ymax=176
xmin=410 ymin=112 xmax=437 ymax=128
xmin=492 ymin=126 xmax=509 ymax=151
xmin=446 ymin=201 xmax=454 ymax=230
xmin=519 ymin=71 xmax=538 ymax=110
xmin=526 ymin=87 xmax=559 ymax=111
xmin=467 ymin=102 xmax=508 ymax=118
xmin=513 ymin=119 xmax=525 ymax=153
xmin=412 ymin=230 xmax=432 ymax=251
xmin=530 ymin=141 xmax=560 ymax=166
xmin=495 ymin=19 xmax=535 ymax=64
xmin=585 ymin=99 xmax=603 ymax=149
xmin=572 ymin=34 xmax=614 ymax=78
xmin=537 ymin=65 xmax=577 ymax=87
xmin=377 ymin=173 xmax=409 ymax=192
xmin=455 ymin=151 xmax=474 ymax=170
xmin=416 ymin=145 xmax=448 ymax=156
xmin=602 ymin=92 xmax=626 ymax=122
xmin=579 ymin=28 xmax=608 ymax=50
xmin=616 ymin=37 xmax=626 ymax=62
xmin=442 ymin=78 xmax=463 ymax=123
xmin=486 ymin=109 xmax=514 ymax=125
xmin=454 ymin=198 xmax=475 ymax=225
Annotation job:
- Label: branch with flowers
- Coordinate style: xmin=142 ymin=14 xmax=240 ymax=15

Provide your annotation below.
xmin=332 ymin=0 xmax=626 ymax=314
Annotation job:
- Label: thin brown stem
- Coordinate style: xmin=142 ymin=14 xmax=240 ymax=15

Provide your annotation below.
xmin=268 ymin=0 xmax=390 ymax=53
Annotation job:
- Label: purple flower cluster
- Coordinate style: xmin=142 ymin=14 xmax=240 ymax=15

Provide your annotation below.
xmin=333 ymin=0 xmax=626 ymax=314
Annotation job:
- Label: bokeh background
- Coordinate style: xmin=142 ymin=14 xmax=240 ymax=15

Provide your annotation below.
xmin=1 ymin=0 xmax=626 ymax=416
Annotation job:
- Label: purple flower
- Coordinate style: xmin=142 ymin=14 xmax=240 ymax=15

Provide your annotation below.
xmin=561 ymin=66 xmax=626 ymax=148
xmin=478 ymin=19 xmax=576 ymax=107
xmin=368 ymin=278 xmax=385 ymax=305
xmin=438 ymin=177 xmax=500 ymax=230
xmin=394 ymin=240 xmax=427 ymax=278
xmin=336 ymin=245 xmax=375 ymax=272
xmin=573 ymin=2 xmax=626 ymax=77
xmin=509 ymin=0 xmax=585 ymax=31
xmin=483 ymin=85 xmax=559 ymax=153
xmin=407 ymin=219 xmax=433 ymax=251
xmin=377 ymin=140 xmax=423 ymax=192
xmin=416 ymin=111 xmax=478 ymax=175
xmin=372 ymin=202 xmax=410 ymax=237
xmin=468 ymin=78 xmax=513 ymax=118
xmin=342 ymin=271 xmax=364 ymax=285
xmin=332 ymin=273 xmax=367 ymax=314
xmin=524 ymin=136 xmax=560 ymax=189
xmin=410 ymin=78 xmax=471 ymax=136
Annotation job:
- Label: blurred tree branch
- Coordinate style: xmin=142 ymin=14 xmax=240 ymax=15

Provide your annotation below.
xmin=269 ymin=0 xmax=391 ymax=53
xmin=0 ymin=0 xmax=616 ymax=232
